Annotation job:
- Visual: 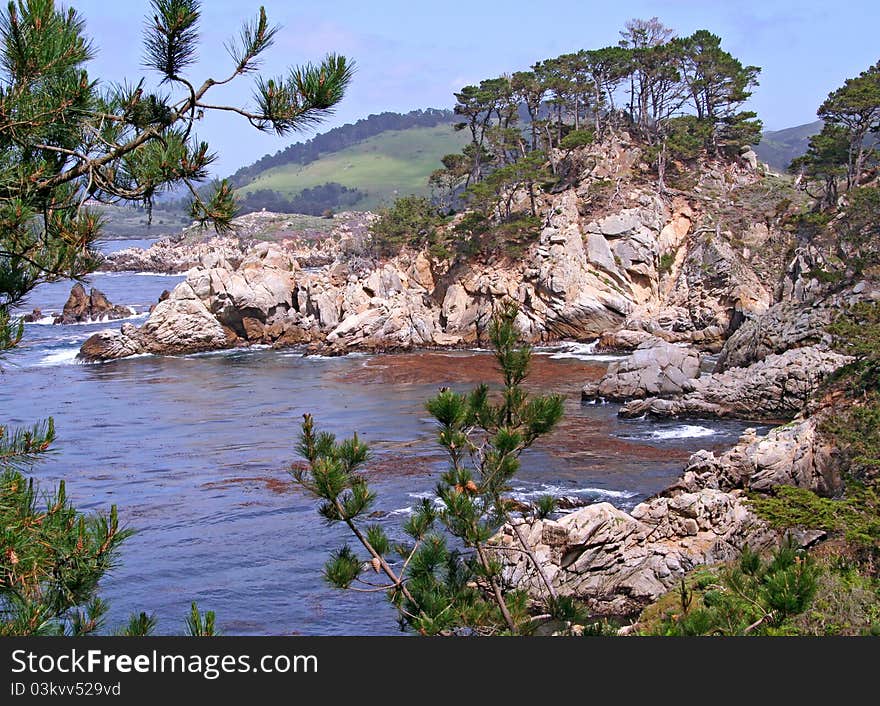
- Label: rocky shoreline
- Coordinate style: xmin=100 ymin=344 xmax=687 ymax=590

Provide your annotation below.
xmin=76 ymin=134 xmax=870 ymax=620
xmin=489 ymin=271 xmax=874 ymax=619
xmin=491 ymin=409 xmax=837 ymax=617
xmin=80 ymin=136 xmax=787 ymax=362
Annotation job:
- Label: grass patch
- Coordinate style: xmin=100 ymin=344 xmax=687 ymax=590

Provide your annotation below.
xmin=237 ymin=125 xmax=470 ymax=210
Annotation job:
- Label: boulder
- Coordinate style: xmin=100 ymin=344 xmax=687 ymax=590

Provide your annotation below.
xmin=138 ymin=282 xmax=230 ymax=355
xmin=79 ymin=323 xmax=143 ymax=361
xmin=740 ymin=148 xmax=758 ymax=171
xmin=582 ymin=338 xmax=700 ymax=401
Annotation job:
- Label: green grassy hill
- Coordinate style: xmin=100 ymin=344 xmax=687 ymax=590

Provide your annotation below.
xmin=238 ymin=124 xmax=469 ymax=210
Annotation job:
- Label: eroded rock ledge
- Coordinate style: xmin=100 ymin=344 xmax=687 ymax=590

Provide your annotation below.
xmin=491 ymin=416 xmax=832 ymax=617
xmin=617 ymin=345 xmax=850 ymax=420
xmin=79 ymin=173 xmax=782 ymax=362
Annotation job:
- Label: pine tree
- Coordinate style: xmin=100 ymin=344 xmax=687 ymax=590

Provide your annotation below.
xmin=818 ymin=61 xmax=880 ymax=190
xmin=789 ymin=123 xmax=850 ymax=208
xmin=0 ymin=0 xmax=351 ymax=634
xmin=0 ymin=0 xmax=353 ymax=353
xmin=292 ymin=305 xmax=578 ymax=635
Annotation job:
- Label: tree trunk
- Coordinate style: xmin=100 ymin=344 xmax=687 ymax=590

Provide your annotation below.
xmin=475 ymin=544 xmax=516 ymax=633
xmin=511 ymin=520 xmax=557 ymax=600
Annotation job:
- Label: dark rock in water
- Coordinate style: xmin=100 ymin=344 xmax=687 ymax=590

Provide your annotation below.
xmin=57 ymin=284 xmax=133 ymax=324
xmin=89 ymin=288 xmax=113 ymax=315
xmin=556 ymin=495 xmax=592 ymax=511
xmin=62 ymin=283 xmax=90 ymax=322
xmin=22 ymin=308 xmax=42 ymax=323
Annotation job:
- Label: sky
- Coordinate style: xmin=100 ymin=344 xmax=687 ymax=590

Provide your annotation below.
xmin=71 ymin=0 xmax=880 ymax=177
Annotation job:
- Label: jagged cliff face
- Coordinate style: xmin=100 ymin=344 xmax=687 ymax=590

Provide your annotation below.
xmin=80 ymin=132 xmax=799 ymax=360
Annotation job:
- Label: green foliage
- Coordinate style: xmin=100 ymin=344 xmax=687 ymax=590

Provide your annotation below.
xmin=1 ymin=0 xmax=348 ymax=635
xmin=534 ymin=495 xmax=558 ymax=520
xmin=829 ymin=301 xmax=880 ymax=391
xmin=231 ymin=109 xmax=460 ymax=188
xmin=559 ymin=129 xmax=595 ymax=152
xmin=646 ymin=543 xmax=820 ymax=636
xmin=369 ymin=195 xmax=442 ymax=256
xmin=0 ymin=0 xmax=352 ymax=351
xmin=117 ymin=612 xmax=158 ymax=637
xmin=644 ymin=549 xmax=880 ymax=636
xmin=750 ymin=486 xmax=852 ymax=533
xmin=184 ymin=602 xmax=218 ymax=636
xmin=0 ymin=468 xmax=132 ymax=635
xmin=658 ymin=251 xmax=676 ymax=275
xmin=790 ymin=558 xmax=880 ymax=636
xmin=818 ymin=61 xmax=880 ymax=188
xmin=292 ymin=306 xmax=569 ymax=635
xmin=789 ymin=123 xmax=850 ymax=207
xmin=662 ymin=115 xmax=714 ymax=162
xmin=834 ymin=187 xmax=880 ymax=274
xmin=236 ymin=182 xmax=364 ymax=216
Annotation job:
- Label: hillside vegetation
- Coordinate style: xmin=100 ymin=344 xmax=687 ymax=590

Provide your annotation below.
xmin=237 ymin=123 xmax=469 ymax=210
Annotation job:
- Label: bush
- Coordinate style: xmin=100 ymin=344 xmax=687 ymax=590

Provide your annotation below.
xmin=559 ymin=128 xmax=595 ymax=152
xmin=0 ymin=466 xmax=131 ymax=636
xmin=370 ymin=196 xmax=442 ymax=256
xmin=645 ymin=543 xmax=820 ymax=636
xmin=658 ymin=251 xmax=676 ymax=275
xmin=836 ymin=186 xmax=880 ymax=274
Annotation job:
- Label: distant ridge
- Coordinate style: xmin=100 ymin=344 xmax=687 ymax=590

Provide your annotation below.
xmin=755 ymin=120 xmax=822 ymax=172
xmin=229 ymin=108 xmax=456 ymax=188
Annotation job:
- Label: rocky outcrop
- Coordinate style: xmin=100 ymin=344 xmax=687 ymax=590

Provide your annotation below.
xmin=80 ymin=135 xmax=796 ymax=361
xmin=581 ymin=338 xmax=700 ymax=401
xmin=493 ymin=490 xmax=781 ymax=616
xmin=99 ymin=211 xmax=369 ymax=274
xmin=492 ymin=417 xmax=830 ymax=616
xmin=673 ymin=416 xmax=842 ymax=497
xmin=618 ymin=345 xmax=850 ymax=420
xmin=52 ymin=284 xmax=134 ymax=325
xmin=716 ymin=281 xmax=880 ymax=372
xmin=101 ymin=236 xmax=252 ymax=274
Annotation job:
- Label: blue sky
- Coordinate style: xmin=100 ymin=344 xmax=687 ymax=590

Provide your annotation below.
xmin=72 ymin=0 xmax=880 ymax=176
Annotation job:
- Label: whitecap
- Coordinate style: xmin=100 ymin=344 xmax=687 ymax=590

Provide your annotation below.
xmin=24 ymin=310 xmax=146 ymax=326
xmin=35 ymin=347 xmax=81 ymax=367
xmin=636 ymin=425 xmax=718 ymax=440
xmin=23 ymin=316 xmax=57 ymax=325
xmin=510 ymin=484 xmax=637 ymax=501
xmin=94 ymin=271 xmax=186 ymax=277
xmin=535 ymin=340 xmax=625 ymax=362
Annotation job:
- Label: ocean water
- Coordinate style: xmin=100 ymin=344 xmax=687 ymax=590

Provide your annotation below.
xmin=0 ymin=242 xmax=765 ymax=635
